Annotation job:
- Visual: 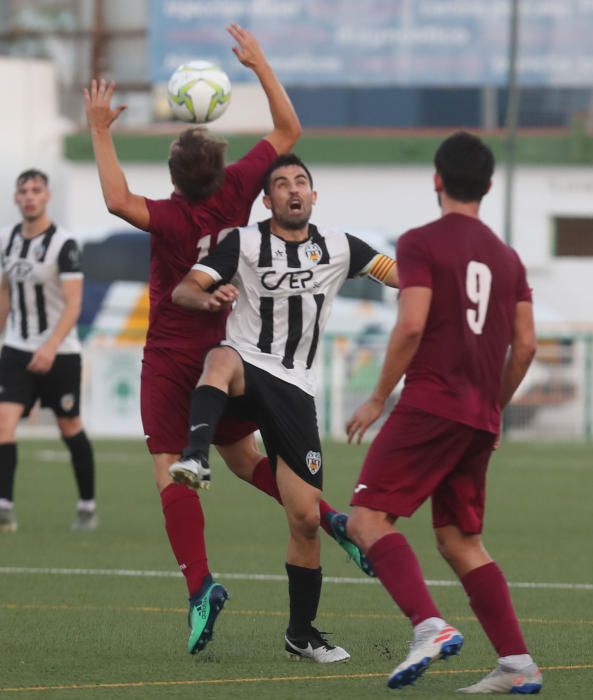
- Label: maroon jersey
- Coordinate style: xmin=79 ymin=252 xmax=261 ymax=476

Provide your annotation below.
xmin=144 ymin=139 xmax=277 ymax=358
xmin=396 ymin=212 xmax=532 ymax=433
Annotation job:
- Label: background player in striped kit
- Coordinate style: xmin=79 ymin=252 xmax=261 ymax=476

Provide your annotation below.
xmin=0 ymin=169 xmax=97 ymax=533
xmin=171 ymin=153 xmax=399 ymax=662
xmin=85 ymin=25 xmax=369 ymax=657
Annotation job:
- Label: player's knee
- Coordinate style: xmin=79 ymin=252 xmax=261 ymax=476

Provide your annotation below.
xmin=290 ymin=507 xmax=320 ymax=539
xmin=0 ymin=426 xmax=16 ymax=442
xmin=202 ymin=347 xmax=239 ymax=382
xmin=348 ymin=507 xmax=388 ymax=552
xmin=436 ymin=531 xmax=482 ymax=564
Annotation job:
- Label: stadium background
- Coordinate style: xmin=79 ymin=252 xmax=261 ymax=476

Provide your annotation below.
xmin=1 ymin=2 xmax=592 ymax=698
xmin=1 ymin=0 xmax=593 ymax=442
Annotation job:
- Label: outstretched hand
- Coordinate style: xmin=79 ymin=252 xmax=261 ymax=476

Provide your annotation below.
xmin=227 ymin=23 xmax=266 ymax=70
xmin=346 ymin=397 xmax=385 ymax=445
xmin=83 ymin=79 xmax=127 ymax=130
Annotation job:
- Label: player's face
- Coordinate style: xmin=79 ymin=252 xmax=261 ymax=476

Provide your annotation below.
xmin=14 ymin=177 xmax=50 ymax=222
xmin=264 ymin=165 xmax=316 ymax=230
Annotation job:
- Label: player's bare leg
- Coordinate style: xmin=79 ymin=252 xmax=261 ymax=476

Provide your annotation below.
xmin=57 ymin=415 xmax=97 ymax=531
xmin=0 ymin=403 xmax=23 ymax=532
xmin=276 ymin=458 xmax=350 ymax=663
xmin=154 ymin=451 xmax=228 ymax=654
xmin=348 ymin=506 xmax=463 ymax=688
xmin=169 ymin=347 xmax=244 ymax=490
xmin=435 ymin=525 xmax=542 ymax=694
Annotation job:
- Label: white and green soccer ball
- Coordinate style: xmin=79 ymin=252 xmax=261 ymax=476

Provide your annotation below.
xmin=167 ymin=61 xmax=231 ymax=123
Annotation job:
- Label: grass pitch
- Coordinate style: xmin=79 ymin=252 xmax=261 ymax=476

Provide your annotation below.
xmin=1 ymin=439 xmax=592 ymax=698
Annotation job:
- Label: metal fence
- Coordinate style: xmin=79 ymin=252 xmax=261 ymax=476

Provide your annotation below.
xmin=16 ymin=332 xmax=593 ymax=442
xmin=318 ymin=332 xmax=593 ymax=442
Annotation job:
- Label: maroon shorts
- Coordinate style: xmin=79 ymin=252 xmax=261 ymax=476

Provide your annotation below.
xmin=140 ymin=347 xmax=256 ymax=454
xmin=351 ymin=405 xmax=496 ymax=534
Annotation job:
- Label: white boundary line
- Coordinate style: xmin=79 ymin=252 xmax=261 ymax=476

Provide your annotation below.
xmin=1 ymin=567 xmax=592 ymax=590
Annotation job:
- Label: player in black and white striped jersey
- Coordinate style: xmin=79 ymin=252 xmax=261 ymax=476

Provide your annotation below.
xmin=170 ymin=154 xmax=398 ymax=662
xmin=0 ymin=169 xmax=97 ymax=533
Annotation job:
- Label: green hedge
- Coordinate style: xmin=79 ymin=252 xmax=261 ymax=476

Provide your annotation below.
xmin=64 ymin=127 xmax=593 ymax=165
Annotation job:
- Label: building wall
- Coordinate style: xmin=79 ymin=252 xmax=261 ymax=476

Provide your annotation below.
xmin=57 ymin=160 xmax=593 ymax=329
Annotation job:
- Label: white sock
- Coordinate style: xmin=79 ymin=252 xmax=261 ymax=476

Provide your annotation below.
xmin=77 ymin=499 xmax=96 ymax=512
xmin=0 ymin=498 xmax=14 ymax=509
xmin=498 ymin=654 xmax=534 ymax=670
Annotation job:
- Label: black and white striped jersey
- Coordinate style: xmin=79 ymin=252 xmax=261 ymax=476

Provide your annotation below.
xmin=194 ymin=220 xmax=395 ymax=395
xmin=0 ymin=223 xmax=83 ymax=353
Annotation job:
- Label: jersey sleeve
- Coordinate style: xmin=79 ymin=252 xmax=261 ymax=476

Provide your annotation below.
xmin=145 ymin=197 xmax=179 ymax=237
xmin=58 ymin=239 xmax=84 ymax=278
xmin=193 ymin=228 xmax=240 ymax=283
xmin=345 ymin=233 xmax=396 ymax=283
xmin=224 ymin=140 xmax=278 ymax=203
xmin=396 ymin=230 xmax=432 ymax=289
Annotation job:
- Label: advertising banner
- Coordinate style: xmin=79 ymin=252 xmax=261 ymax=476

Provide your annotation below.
xmin=149 ymin=0 xmax=593 ymax=86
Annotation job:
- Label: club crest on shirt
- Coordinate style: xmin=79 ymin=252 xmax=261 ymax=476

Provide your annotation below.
xmin=60 ymin=393 xmax=75 ymax=412
xmin=304 ymin=242 xmax=323 ymax=263
xmin=33 ymin=244 xmax=45 ymax=261
xmin=305 ymin=450 xmax=322 ymax=475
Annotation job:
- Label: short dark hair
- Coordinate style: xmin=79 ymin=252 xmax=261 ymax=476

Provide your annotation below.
xmin=434 ymin=132 xmax=494 ymax=203
xmin=168 ymin=127 xmax=227 ymax=202
xmin=16 ymin=169 xmax=49 ymax=188
xmin=263 ymin=153 xmax=313 ymax=195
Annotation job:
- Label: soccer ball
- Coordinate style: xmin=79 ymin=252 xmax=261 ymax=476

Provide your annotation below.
xmin=167 ymin=61 xmax=231 ymax=123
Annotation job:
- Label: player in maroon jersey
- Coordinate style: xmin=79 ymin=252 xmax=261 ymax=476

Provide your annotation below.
xmin=85 ymin=24 xmax=366 ymax=656
xmin=338 ymin=132 xmax=542 ymax=693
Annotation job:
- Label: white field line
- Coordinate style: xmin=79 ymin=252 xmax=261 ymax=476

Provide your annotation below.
xmin=0 ymin=567 xmax=592 ymax=590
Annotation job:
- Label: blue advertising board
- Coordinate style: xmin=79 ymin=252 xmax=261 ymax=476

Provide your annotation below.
xmin=149 ymin=0 xmax=593 ymax=87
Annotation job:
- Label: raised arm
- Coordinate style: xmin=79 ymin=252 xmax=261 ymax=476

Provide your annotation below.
xmin=227 ymin=23 xmax=301 ymax=155
xmin=84 ymin=79 xmax=150 ymax=230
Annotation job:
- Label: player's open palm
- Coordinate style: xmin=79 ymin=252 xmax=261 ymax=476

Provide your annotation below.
xmin=227 ymin=23 xmax=265 ymax=70
xmin=84 ymin=79 xmax=127 ymax=130
xmin=347 ymin=397 xmax=385 ymax=445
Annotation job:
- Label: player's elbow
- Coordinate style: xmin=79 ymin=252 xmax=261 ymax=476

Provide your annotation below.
xmin=105 ymin=193 xmax=128 ymax=217
xmin=272 ymin=121 xmax=303 ymax=154
xmin=515 ymin=338 xmax=537 ymax=366
xmin=289 ymin=120 xmax=303 ymax=143
xmin=171 ymin=282 xmax=186 ymax=307
xmin=513 ymin=331 xmax=537 ymax=366
xmin=397 ymin=319 xmax=424 ymax=342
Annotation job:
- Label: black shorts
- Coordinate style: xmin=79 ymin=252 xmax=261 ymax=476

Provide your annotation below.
xmin=229 ymin=361 xmax=323 ymax=489
xmin=0 ymin=346 xmax=82 ymax=418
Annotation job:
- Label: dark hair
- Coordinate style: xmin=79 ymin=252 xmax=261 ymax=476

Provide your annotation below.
xmin=168 ymin=127 xmax=227 ymax=202
xmin=263 ymin=153 xmax=313 ymax=195
xmin=16 ymin=169 xmax=49 ymax=187
xmin=434 ymin=131 xmax=494 ymax=203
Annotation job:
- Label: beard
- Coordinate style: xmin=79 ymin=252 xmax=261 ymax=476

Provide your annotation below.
xmin=274 ymin=205 xmax=312 ymax=230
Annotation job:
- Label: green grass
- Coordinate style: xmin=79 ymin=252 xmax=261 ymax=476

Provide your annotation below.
xmin=1 ymin=440 xmax=592 ymax=698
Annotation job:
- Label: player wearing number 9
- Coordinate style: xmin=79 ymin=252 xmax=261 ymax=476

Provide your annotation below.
xmin=343 ymin=132 xmax=541 ymax=693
